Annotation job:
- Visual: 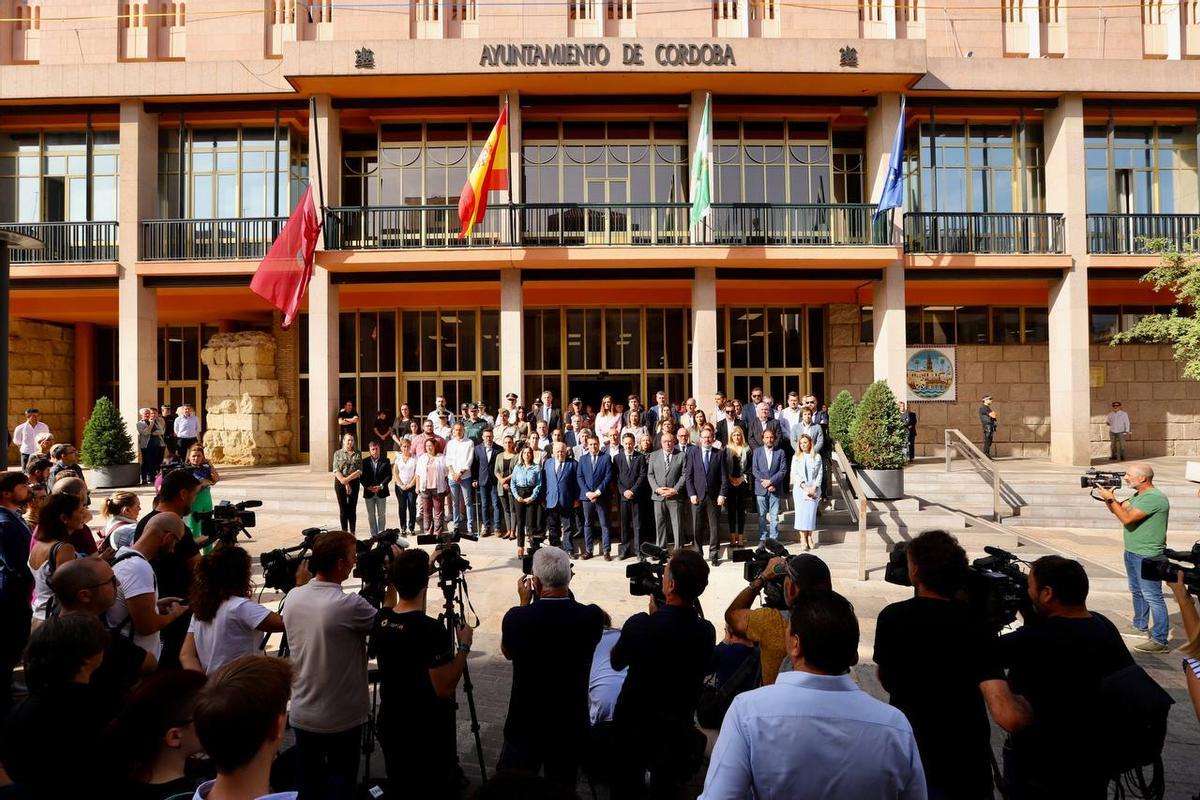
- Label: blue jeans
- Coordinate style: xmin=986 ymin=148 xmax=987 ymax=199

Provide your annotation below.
xmin=448 ymin=477 xmax=475 ymax=534
xmin=756 ymin=492 xmax=780 ymax=540
xmin=478 ymin=483 xmax=501 ymax=531
xmin=1124 ymin=551 xmax=1169 ymax=644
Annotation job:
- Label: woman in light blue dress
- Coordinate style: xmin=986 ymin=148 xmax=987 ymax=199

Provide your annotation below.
xmin=790 ymin=433 xmax=823 ymax=550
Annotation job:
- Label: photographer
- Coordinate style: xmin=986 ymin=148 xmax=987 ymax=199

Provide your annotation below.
xmin=1096 ymin=462 xmax=1171 ymax=653
xmin=611 ymin=548 xmax=716 ymax=799
xmin=499 ymin=547 xmax=604 ymax=790
xmin=181 ymin=546 xmax=285 ymax=675
xmin=282 ymin=530 xmax=379 ymax=799
xmin=725 ymin=553 xmax=831 ymax=685
xmin=873 ymin=530 xmax=1032 ymax=799
xmin=372 ymin=548 xmax=472 ymax=797
xmin=997 ymin=556 xmax=1133 ymax=799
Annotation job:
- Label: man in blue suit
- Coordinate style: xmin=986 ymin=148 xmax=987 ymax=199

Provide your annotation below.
xmin=686 ymin=426 xmax=727 ymax=566
xmin=542 ymin=442 xmax=581 ymax=555
xmin=576 ymin=434 xmax=613 ymax=560
xmin=752 ymin=427 xmax=788 ymax=541
xmin=473 ymin=428 xmax=503 ymax=537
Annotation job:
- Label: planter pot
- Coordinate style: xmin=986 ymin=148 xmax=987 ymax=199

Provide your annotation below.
xmin=857 ymin=467 xmax=904 ymax=500
xmin=88 ymin=463 xmax=141 ymax=489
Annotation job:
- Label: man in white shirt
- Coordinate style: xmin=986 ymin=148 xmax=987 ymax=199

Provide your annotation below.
xmin=589 ymin=616 xmax=628 ymax=726
xmin=445 ymin=423 xmax=476 ymax=535
xmin=12 ymin=409 xmax=49 ymax=469
xmin=701 ymin=592 xmax=926 ymax=800
xmin=425 ymin=396 xmax=455 ymax=428
xmin=679 ymin=397 xmax=699 ymax=430
xmin=107 ymin=513 xmax=189 ymax=658
xmin=1106 ymin=401 xmax=1131 ymax=462
xmin=283 ymin=531 xmax=380 ymax=798
xmin=174 ymin=404 xmax=201 ymax=453
xmin=779 ymin=392 xmax=804 ymax=442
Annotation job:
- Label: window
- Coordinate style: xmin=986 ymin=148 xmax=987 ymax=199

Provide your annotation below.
xmin=1085 ymin=124 xmax=1199 ymax=214
xmin=0 ymin=130 xmax=119 ymax=223
xmin=724 ymin=306 xmax=824 ymax=402
xmin=903 ymin=306 xmax=1049 ymax=344
xmin=910 ymin=120 xmax=1044 ymax=212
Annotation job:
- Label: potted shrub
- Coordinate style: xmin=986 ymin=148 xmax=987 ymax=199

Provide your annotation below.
xmin=80 ymin=397 xmax=139 ymax=489
xmin=848 ymin=380 xmax=908 ymax=500
xmin=828 ymin=389 xmax=857 ymax=462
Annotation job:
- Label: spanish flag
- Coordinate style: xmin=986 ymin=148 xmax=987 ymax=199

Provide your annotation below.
xmin=457 ymin=106 xmax=509 ymax=238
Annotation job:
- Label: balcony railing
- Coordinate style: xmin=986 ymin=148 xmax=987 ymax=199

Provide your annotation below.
xmin=0 ymin=221 xmax=118 ymax=263
xmin=323 ymin=203 xmax=890 ymax=249
xmin=1087 ymin=213 xmax=1200 ymax=254
xmin=904 ymin=212 xmax=1065 ymax=254
xmin=140 ymin=217 xmax=287 ymax=261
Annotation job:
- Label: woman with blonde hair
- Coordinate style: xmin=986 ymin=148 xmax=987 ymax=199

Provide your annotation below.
xmin=723 ymin=426 xmax=752 ymax=547
xmin=790 ymin=433 xmax=823 ymax=551
xmin=102 ymin=491 xmax=141 ymax=551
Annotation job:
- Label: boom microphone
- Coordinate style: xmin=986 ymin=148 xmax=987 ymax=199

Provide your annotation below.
xmin=640 ymin=542 xmax=669 ymax=560
xmin=983 ymin=545 xmax=1016 ymax=560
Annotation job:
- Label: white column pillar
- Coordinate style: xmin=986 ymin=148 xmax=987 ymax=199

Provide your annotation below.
xmin=500 ymin=268 xmax=524 ymax=403
xmin=117 ymin=100 xmax=158 ymax=442
xmin=866 ymin=93 xmax=907 ymax=397
xmin=309 ymin=94 xmax=340 ymax=248
xmin=1024 ymin=0 xmax=1041 ymax=57
xmin=692 ymin=266 xmax=718 ymax=402
xmin=881 ymin=0 xmax=897 ymax=39
xmin=1167 ymin=0 xmax=1183 ymax=60
xmin=1045 ymin=94 xmax=1091 ymax=466
xmin=307 ymin=266 xmax=339 ymax=472
xmin=503 ymin=90 xmax=522 ymax=203
xmin=687 ymin=89 xmax=713 ymax=243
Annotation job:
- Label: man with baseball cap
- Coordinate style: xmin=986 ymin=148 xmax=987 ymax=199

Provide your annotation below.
xmin=978 ymin=395 xmax=997 ymax=459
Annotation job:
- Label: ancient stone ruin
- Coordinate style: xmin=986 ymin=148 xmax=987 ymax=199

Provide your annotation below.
xmin=200 ymin=331 xmax=291 ymax=466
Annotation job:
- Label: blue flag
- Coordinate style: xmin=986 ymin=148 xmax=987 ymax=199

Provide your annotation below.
xmin=873 ymin=96 xmax=907 ymax=222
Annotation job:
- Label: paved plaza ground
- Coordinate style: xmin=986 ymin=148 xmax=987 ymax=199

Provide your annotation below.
xmin=94 ymin=458 xmax=1200 ymax=798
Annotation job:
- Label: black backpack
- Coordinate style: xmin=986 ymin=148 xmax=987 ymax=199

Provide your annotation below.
xmin=1099 ymin=662 xmax=1173 ymax=776
xmin=696 ymin=645 xmax=762 ymax=730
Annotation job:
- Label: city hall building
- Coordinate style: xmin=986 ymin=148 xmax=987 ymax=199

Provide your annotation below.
xmin=2 ymin=0 xmax=1199 ymax=470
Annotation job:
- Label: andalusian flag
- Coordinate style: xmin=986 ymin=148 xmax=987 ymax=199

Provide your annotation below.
xmin=689 ymin=93 xmax=712 ymax=228
xmin=457 ymin=105 xmax=509 ymax=238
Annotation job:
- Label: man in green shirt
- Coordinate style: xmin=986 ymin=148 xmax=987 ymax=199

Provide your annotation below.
xmin=462 ymin=404 xmax=490 ymax=445
xmin=1097 ymin=462 xmax=1171 ymax=653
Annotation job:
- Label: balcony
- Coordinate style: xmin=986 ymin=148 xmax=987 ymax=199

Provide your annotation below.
xmin=322 ymin=203 xmax=890 ymax=249
xmin=0 ymin=222 xmax=118 ymax=263
xmin=903 ymin=212 xmax=1065 ymax=255
xmin=1086 ymin=213 xmax=1200 ymax=254
xmin=140 ymin=217 xmax=286 ymax=262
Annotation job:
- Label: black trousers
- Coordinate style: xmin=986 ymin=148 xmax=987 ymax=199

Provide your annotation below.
xmin=515 ymin=497 xmax=539 ymax=548
xmin=546 ymin=506 xmax=576 ymax=551
xmin=293 ymin=724 xmax=362 ymax=800
xmin=0 ymin=594 xmax=31 ymax=719
xmin=380 ymin=712 xmax=457 ymax=798
xmin=618 ymin=495 xmax=641 ymax=557
xmin=498 ymin=735 xmax=580 ymax=794
xmin=334 ymin=479 xmax=360 ymax=534
xmin=141 ymin=443 xmax=164 ymax=484
xmin=982 ymin=424 xmax=995 ymax=457
xmin=692 ymin=496 xmax=721 ymax=556
xmin=726 ymin=484 xmax=749 ymax=536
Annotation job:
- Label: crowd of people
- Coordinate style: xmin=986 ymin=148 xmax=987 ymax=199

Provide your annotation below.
xmin=332 ymin=389 xmax=841 ymax=566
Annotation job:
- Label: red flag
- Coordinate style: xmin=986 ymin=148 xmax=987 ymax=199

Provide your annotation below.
xmin=250 ymin=185 xmax=321 ymax=329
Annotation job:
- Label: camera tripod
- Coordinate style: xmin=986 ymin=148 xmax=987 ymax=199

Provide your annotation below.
xmin=437 ymin=570 xmax=487 ymax=784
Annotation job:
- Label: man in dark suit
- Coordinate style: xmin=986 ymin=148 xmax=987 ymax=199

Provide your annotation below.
xmin=751 ymin=428 xmax=788 ymax=541
xmin=643 ymin=390 xmax=677 ymax=435
xmin=473 ymin=428 xmax=503 ymax=537
xmin=746 ymin=401 xmax=783 ymax=450
xmin=715 ymin=404 xmax=742 ymax=447
xmin=576 ymin=435 xmax=613 ymax=560
xmin=541 ymin=442 xmax=580 ymax=555
xmin=899 ymin=401 xmax=918 ymax=463
xmin=613 ymin=432 xmax=648 ymax=560
xmin=647 ymin=432 xmax=686 ymax=549
xmin=361 ymin=439 xmax=392 ymax=537
xmin=538 ymin=390 xmax=562 ymax=433
xmin=686 ymin=426 xmax=727 ymax=566
xmin=740 ymin=386 xmax=769 ymax=431
xmin=564 ymin=416 xmax=588 ymax=450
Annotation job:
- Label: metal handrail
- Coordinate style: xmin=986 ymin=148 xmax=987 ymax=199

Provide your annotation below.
xmin=944 ymin=428 xmax=1015 ymax=522
xmin=0 ymin=221 xmax=118 ymax=263
xmin=903 ymin=211 xmax=1065 ymax=254
xmin=140 ymin=217 xmax=287 ymax=261
xmin=832 ymin=441 xmax=870 ymax=581
xmin=1086 ymin=212 xmax=1200 ymax=254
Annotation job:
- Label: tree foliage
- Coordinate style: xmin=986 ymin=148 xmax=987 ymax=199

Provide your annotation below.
xmin=849 ymin=381 xmax=908 ymax=470
xmin=828 ymin=389 xmax=857 ymax=461
xmin=1110 ymin=237 xmax=1200 ymax=380
xmin=79 ymin=396 xmax=135 ymax=468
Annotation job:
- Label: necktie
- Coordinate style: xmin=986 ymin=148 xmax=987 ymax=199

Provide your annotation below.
xmin=556 ymin=462 xmax=562 ymax=479
xmin=666 ymin=453 xmax=671 ymax=469
xmin=704 ymin=449 xmax=710 ymax=469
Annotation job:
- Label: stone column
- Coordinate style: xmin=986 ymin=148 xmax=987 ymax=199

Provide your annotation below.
xmin=500 ymin=267 xmax=523 ymax=403
xmin=866 ymin=93 xmax=907 ymax=398
xmin=117 ymin=100 xmax=159 ymax=441
xmin=307 ymin=267 xmax=339 ymax=472
xmin=1045 ymin=93 xmax=1091 ymax=466
xmin=692 ymin=267 xmax=719 ymax=401
xmin=881 ymin=0 xmax=897 ymax=39
xmin=308 ymin=94 xmax=341 ymax=247
xmin=688 ymin=89 xmax=713 ymax=243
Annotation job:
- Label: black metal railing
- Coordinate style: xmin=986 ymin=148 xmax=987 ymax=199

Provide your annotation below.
xmin=323 ymin=203 xmax=889 ymax=249
xmin=0 ymin=221 xmax=118 ymax=263
xmin=140 ymin=217 xmax=287 ymax=261
xmin=705 ymin=203 xmax=890 ymax=246
xmin=903 ymin=212 xmax=1065 ymax=254
xmin=1086 ymin=213 xmax=1200 ymax=254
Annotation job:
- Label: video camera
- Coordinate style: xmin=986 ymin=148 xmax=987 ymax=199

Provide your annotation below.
xmin=354 ymin=528 xmax=409 ymax=608
xmin=435 ymin=541 xmax=472 ymax=586
xmin=259 ymin=526 xmax=323 ymax=594
xmin=1141 ymin=542 xmax=1200 ymax=594
xmin=416 ymin=530 xmax=480 ymax=546
xmin=626 ymin=543 xmax=669 ymax=606
xmin=730 ymin=538 xmax=790 ymax=610
xmin=1081 ymin=468 xmax=1124 ymax=500
xmin=886 ymin=542 xmax=1030 ymax=633
xmin=197 ymin=499 xmax=262 ymax=545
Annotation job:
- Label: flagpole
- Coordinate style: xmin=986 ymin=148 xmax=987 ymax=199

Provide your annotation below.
xmin=310 ymin=96 xmax=326 ymax=216
xmin=505 ymin=93 xmax=515 ymax=247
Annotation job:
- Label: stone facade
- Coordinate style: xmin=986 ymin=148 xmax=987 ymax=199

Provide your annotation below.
xmin=272 ymin=313 xmax=301 ymax=463
xmin=200 ymin=332 xmax=292 ymax=466
xmin=6 ymin=319 xmax=75 ymax=463
xmin=827 ymin=304 xmax=1200 ymax=459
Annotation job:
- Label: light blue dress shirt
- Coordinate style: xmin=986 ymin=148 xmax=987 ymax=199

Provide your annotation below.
xmin=588 ymin=628 xmax=627 ymax=725
xmin=700 ymin=671 xmax=927 ymax=800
